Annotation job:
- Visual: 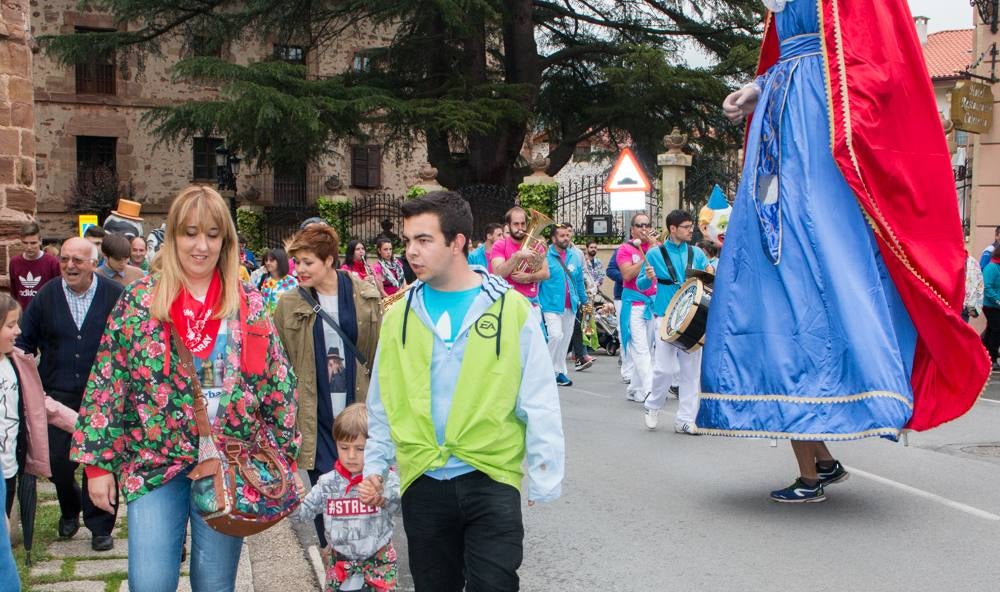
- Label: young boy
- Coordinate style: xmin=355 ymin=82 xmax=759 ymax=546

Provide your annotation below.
xmin=295 ymin=404 xmax=400 ymax=591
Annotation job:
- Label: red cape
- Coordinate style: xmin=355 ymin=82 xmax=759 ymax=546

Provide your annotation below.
xmin=755 ymin=1 xmax=989 ymax=431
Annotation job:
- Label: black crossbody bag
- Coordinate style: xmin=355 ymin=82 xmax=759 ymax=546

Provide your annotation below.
xmin=297 ymin=287 xmax=370 ymax=375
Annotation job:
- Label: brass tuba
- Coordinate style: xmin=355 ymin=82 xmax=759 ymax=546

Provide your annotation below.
xmin=382 ymin=285 xmax=412 ymax=311
xmin=514 ymin=209 xmax=555 ymax=273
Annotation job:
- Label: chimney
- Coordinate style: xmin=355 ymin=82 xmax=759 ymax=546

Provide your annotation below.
xmin=914 ymin=15 xmax=929 ymax=46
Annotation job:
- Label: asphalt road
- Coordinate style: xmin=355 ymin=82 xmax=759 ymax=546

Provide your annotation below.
xmin=520 ymin=355 xmax=1000 ymax=592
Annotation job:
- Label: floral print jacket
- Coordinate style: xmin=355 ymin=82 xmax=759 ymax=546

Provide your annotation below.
xmin=70 ymin=275 xmax=300 ymax=503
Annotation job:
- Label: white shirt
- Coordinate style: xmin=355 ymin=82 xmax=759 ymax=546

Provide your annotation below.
xmin=0 ymin=357 xmax=20 ymax=479
xmin=317 ymin=293 xmax=347 ymax=418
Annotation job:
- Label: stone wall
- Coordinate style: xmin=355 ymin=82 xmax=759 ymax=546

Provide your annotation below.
xmin=30 ymin=0 xmax=427 ymax=240
xmin=0 ymin=0 xmax=36 ymax=288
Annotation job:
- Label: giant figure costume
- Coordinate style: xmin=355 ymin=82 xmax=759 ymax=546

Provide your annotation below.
xmin=697 ymin=0 xmax=989 ymax=439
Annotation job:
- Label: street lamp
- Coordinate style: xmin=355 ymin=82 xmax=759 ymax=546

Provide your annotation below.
xmin=215 ymin=144 xmax=241 ymax=219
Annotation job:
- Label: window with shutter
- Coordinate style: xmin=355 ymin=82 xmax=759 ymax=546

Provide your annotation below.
xmin=75 ymin=28 xmax=116 ymax=95
xmin=192 ymin=137 xmax=224 ymax=180
xmin=77 ymin=136 xmax=117 ymax=186
xmin=351 ymin=144 xmax=382 ymax=188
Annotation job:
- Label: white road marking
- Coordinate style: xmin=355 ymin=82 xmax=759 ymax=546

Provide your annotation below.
xmin=565 ymin=385 xmax=613 ymax=399
xmin=845 ymin=466 xmax=1000 ymax=522
xmin=977 ymin=397 xmax=1000 ymax=405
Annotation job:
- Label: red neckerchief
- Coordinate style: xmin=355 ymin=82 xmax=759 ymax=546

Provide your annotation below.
xmin=335 ymin=459 xmax=363 ymax=494
xmin=169 ymin=271 xmax=223 ymax=360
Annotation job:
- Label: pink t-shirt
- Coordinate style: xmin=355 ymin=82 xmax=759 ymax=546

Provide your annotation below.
xmin=616 ymin=242 xmax=656 ymax=304
xmin=490 ymin=237 xmax=539 ymax=299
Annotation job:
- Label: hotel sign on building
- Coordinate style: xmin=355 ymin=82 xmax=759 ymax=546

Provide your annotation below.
xmin=951 ymin=81 xmax=994 ymax=134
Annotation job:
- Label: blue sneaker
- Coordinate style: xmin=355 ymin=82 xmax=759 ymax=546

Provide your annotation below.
xmin=769 ymin=478 xmax=826 ymax=503
xmin=556 ymin=373 xmax=573 ymax=386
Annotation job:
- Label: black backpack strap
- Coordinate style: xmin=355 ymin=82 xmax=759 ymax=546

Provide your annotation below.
xmin=297 ymin=287 xmax=368 ymax=368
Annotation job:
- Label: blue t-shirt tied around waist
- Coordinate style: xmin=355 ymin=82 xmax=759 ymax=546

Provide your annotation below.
xmin=422 ymin=285 xmax=482 ymax=345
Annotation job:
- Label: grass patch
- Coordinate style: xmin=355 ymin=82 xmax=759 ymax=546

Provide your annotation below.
xmin=14 ymin=501 xmax=60 ymax=591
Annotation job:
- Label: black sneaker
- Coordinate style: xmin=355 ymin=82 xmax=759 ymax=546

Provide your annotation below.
xmin=57 ymin=516 xmax=79 ymax=539
xmin=816 ymin=461 xmax=849 ymax=486
xmin=668 ymin=385 xmax=679 ymax=398
xmin=770 ymin=478 xmax=826 ymax=503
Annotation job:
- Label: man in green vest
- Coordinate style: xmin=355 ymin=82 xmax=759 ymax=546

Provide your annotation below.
xmin=359 ymin=191 xmax=564 ymax=591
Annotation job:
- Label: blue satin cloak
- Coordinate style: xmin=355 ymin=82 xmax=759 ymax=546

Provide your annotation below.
xmin=696 ymin=0 xmax=918 ymax=440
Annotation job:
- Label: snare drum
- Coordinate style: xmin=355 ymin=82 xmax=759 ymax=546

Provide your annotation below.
xmin=661 ymin=277 xmax=711 ymax=352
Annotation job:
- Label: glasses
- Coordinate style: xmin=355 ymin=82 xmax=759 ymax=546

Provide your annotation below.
xmin=554 ymin=223 xmax=572 ymax=229
xmin=59 ymin=256 xmax=94 ymax=266
xmin=633 ymin=223 xmax=651 ymax=228
xmin=677 ymin=223 xmax=695 ymax=230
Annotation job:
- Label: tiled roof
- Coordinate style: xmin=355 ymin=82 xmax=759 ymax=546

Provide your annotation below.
xmin=924 ymin=29 xmax=973 ymax=80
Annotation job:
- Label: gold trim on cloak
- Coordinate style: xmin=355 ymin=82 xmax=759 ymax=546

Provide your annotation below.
xmin=695 ymin=427 xmax=901 ymax=441
xmin=701 ymin=390 xmax=913 ymax=409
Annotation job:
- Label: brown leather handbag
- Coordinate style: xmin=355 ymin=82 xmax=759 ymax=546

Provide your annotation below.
xmin=173 ymin=329 xmax=302 ymax=537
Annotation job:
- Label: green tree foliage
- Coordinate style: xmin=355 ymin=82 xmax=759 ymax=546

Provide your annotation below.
xmin=43 ymin=0 xmax=763 ymax=187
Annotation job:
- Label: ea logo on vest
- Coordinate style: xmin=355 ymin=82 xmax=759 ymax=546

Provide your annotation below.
xmin=475 ymin=313 xmax=500 ymax=339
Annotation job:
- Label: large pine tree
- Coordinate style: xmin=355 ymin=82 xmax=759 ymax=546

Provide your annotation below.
xmin=43 ymin=0 xmax=763 ymax=187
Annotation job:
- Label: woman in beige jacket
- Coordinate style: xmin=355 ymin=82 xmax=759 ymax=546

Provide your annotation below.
xmin=273 ymin=224 xmax=381 ymax=549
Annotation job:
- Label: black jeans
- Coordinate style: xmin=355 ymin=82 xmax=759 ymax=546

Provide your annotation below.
xmin=4 ymin=476 xmax=14 ymax=517
xmin=402 ymin=471 xmax=523 ymax=592
xmin=48 ymin=425 xmax=117 ymax=536
xmin=985 ymin=307 xmax=1000 ymax=364
xmin=568 ymin=307 xmax=588 ymax=359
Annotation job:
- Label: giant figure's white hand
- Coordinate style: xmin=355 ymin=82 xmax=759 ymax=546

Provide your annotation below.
xmin=722 ymin=84 xmax=761 ymax=123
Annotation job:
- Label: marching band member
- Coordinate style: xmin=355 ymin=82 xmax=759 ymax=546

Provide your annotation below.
xmin=637 ymin=210 xmax=712 ymax=433
xmin=697 ymin=0 xmax=988 ymax=502
xmin=491 ymin=207 xmax=550 ymax=311
xmin=538 ymin=223 xmax=588 ymax=387
xmin=616 ymin=213 xmax=657 ymax=403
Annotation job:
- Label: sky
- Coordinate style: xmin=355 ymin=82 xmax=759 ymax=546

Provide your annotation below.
xmin=683 ymin=1 xmax=974 ymax=67
xmin=907 ymin=0 xmax=975 ymax=32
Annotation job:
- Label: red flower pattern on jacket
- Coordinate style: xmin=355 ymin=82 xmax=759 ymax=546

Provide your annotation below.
xmin=70 ymin=275 xmax=300 ymax=502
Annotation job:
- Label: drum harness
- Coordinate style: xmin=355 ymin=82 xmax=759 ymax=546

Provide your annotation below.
xmin=657 ymin=244 xmax=694 ymax=288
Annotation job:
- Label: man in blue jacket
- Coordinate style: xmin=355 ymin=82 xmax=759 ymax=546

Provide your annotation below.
xmin=538 ymin=223 xmax=587 ymax=386
xmin=637 ymin=210 xmax=712 ymax=433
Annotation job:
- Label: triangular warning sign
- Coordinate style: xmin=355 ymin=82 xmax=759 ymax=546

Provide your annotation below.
xmin=603 ymin=148 xmax=651 ymax=193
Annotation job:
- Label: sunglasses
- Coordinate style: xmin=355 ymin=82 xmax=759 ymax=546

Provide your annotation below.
xmin=633 ymin=222 xmax=651 ymax=228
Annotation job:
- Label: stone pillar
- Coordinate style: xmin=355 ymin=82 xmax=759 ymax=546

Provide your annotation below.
xmin=971 ymin=5 xmax=1000 ymax=249
xmin=657 ymin=127 xmax=692 ymax=227
xmin=0 ymin=0 xmax=36 ymax=289
xmin=410 ymin=162 xmax=445 ymax=194
xmin=521 ymin=156 xmax=554 ymax=186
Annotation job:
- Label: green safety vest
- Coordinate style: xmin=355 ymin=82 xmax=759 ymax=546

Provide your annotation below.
xmin=378 ymin=290 xmax=531 ymax=494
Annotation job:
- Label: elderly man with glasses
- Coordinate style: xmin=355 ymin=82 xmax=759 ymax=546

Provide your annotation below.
xmin=616 ymin=213 xmax=659 ymax=403
xmin=16 ymin=237 xmax=124 ymax=551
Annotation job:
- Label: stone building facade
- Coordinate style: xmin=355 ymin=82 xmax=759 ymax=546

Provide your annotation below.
xmin=0 ymin=0 xmax=37 ymax=288
xmin=30 ymin=1 xmax=427 ymax=240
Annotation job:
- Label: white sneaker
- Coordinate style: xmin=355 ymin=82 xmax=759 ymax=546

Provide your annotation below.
xmin=674 ymin=422 xmax=699 ymax=435
xmin=626 ymin=390 xmax=638 ymax=401
xmin=643 ymin=408 xmax=660 ymax=430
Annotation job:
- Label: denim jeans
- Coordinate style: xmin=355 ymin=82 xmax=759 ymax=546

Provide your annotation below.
xmin=0 ymin=477 xmax=20 ymax=591
xmin=401 ymin=471 xmax=523 ymax=592
xmin=127 ymin=468 xmax=243 ymax=592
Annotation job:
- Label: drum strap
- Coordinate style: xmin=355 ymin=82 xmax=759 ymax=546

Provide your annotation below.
xmin=657 ymin=244 xmax=694 ymax=286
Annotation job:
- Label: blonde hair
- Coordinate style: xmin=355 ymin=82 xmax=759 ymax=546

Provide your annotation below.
xmin=333 ymin=403 xmax=368 ymax=442
xmin=150 ymin=185 xmax=241 ymax=321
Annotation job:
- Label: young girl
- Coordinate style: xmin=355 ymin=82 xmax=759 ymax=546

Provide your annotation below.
xmin=0 ymin=293 xmax=77 ymax=517
xmin=259 ymin=248 xmax=299 ymax=314
xmin=294 ymin=404 xmax=399 ymax=591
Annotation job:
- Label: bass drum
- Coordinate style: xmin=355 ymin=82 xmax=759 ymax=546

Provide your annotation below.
xmin=661 ymin=277 xmax=711 ymax=352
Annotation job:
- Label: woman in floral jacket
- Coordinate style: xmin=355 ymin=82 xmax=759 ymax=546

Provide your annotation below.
xmin=71 ymin=186 xmax=299 ymax=592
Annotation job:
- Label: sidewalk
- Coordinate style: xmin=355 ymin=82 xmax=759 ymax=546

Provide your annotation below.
xmin=15 ymin=481 xmax=315 ymax=592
